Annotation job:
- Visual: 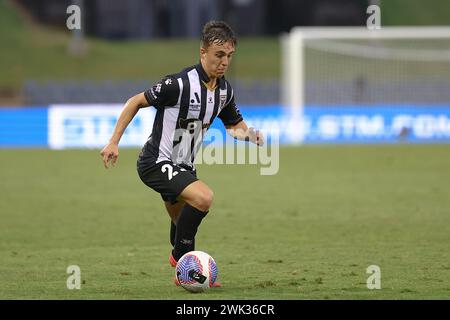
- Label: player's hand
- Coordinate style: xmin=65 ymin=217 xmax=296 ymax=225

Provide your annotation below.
xmin=100 ymin=143 xmax=119 ymax=169
xmin=248 ymin=127 xmax=264 ymax=146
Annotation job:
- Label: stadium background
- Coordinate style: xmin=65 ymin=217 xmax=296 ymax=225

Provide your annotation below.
xmin=1 ymin=0 xmax=449 ymax=299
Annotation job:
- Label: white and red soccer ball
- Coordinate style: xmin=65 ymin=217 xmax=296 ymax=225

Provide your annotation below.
xmin=175 ymin=251 xmax=218 ymax=293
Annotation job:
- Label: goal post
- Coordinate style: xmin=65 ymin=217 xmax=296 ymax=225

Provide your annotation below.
xmin=281 ymin=26 xmax=450 ymax=144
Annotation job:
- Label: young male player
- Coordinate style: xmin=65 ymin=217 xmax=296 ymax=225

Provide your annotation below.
xmin=100 ymin=21 xmax=263 ymax=287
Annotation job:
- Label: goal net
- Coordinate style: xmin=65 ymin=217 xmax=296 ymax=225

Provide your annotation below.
xmin=281 ymin=27 xmax=450 ymax=143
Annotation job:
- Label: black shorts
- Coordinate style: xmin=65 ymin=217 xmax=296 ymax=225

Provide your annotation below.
xmin=137 ymin=160 xmax=198 ymax=204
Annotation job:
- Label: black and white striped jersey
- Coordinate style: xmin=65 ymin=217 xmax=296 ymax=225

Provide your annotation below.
xmin=138 ymin=63 xmax=243 ymax=169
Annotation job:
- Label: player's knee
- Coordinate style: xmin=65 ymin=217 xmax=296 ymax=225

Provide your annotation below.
xmin=196 ymin=189 xmax=214 ymax=212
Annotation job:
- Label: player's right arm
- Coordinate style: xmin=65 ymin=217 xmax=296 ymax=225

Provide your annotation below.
xmin=100 ymin=92 xmax=149 ymax=169
xmin=100 ymin=76 xmax=179 ymax=169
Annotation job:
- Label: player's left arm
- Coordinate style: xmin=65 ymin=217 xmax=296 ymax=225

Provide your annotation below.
xmin=225 ymin=120 xmax=264 ymax=146
xmin=218 ymin=85 xmax=264 ymax=146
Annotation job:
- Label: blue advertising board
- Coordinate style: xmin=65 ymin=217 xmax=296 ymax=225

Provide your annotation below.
xmin=1 ymin=104 xmax=450 ymax=148
xmin=0 ymin=107 xmax=48 ymax=147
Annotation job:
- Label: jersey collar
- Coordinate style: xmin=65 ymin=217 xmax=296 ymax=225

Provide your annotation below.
xmin=195 ymin=62 xmax=226 ymax=90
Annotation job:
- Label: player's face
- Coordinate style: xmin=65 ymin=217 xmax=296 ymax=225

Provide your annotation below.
xmin=200 ymin=41 xmax=235 ymax=79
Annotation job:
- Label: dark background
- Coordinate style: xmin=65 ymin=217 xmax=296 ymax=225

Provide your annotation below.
xmin=17 ymin=0 xmax=369 ymax=39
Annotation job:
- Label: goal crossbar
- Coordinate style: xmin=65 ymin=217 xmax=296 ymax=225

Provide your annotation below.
xmin=281 ymin=26 xmax=450 ymax=143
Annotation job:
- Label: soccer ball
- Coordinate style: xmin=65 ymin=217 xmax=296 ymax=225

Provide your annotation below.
xmin=175 ymin=250 xmax=218 ymax=293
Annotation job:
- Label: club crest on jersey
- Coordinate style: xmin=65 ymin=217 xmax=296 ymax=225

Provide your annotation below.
xmin=220 ymin=94 xmax=227 ymax=108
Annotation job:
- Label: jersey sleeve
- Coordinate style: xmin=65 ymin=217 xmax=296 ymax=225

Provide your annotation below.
xmin=144 ymin=76 xmax=179 ymax=108
xmin=218 ymin=87 xmax=243 ymax=126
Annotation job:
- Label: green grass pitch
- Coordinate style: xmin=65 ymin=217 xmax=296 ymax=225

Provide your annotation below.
xmin=1 ymin=145 xmax=450 ymax=299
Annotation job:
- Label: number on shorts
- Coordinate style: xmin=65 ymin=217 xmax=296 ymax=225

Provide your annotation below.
xmin=161 ymin=164 xmax=178 ymax=180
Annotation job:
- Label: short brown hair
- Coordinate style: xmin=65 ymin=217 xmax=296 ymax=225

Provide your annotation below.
xmin=201 ymin=21 xmax=237 ymax=48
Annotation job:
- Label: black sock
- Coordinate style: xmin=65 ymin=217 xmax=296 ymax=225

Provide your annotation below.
xmin=170 ymin=213 xmax=195 ymax=251
xmin=170 ymin=221 xmax=176 ymax=247
xmin=170 ymin=220 xmax=195 ymax=249
xmin=173 ymin=204 xmax=208 ymax=260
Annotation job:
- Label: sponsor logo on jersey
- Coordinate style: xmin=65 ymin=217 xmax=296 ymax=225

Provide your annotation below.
xmin=189 ymin=103 xmax=201 ymax=111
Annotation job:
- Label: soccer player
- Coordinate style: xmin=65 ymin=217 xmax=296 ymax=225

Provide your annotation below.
xmin=100 ymin=21 xmax=263 ymax=287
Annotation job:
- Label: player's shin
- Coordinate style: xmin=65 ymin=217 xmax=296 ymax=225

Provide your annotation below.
xmin=170 ymin=221 xmax=176 ymax=246
xmin=173 ymin=204 xmax=208 ymax=260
